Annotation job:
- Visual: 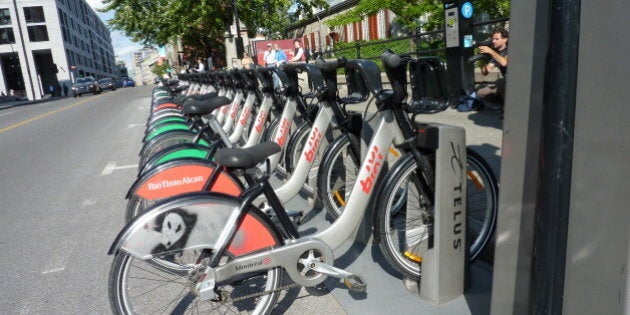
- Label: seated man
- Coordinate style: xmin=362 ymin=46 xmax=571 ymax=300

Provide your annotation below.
xmin=476 ymin=28 xmax=509 ymax=108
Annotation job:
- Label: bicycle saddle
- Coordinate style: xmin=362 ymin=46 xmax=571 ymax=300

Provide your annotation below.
xmin=171 ymin=92 xmax=219 ymax=106
xmin=215 ymin=142 xmax=281 ymax=169
xmin=182 ymin=95 xmax=230 ymax=115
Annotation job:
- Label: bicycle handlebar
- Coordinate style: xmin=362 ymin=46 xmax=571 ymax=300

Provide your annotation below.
xmin=342 ymin=59 xmax=384 ymax=97
xmin=314 ymin=57 xmax=341 ymax=73
xmin=381 ymin=49 xmax=408 ymax=105
xmin=468 ymin=54 xmax=489 ymax=64
xmin=381 ymin=50 xmax=402 ymax=68
xmin=279 ymin=63 xmax=325 ymax=94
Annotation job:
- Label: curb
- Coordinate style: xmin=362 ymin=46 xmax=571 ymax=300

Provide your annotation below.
xmin=0 ymin=97 xmax=67 ymax=110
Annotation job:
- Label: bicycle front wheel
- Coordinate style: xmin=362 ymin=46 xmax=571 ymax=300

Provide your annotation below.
xmin=374 ymin=155 xmax=432 ymax=281
xmin=375 ymin=150 xmax=498 ymax=280
xmin=465 ymin=149 xmax=498 ymax=260
xmin=316 ymin=134 xmax=360 ymax=219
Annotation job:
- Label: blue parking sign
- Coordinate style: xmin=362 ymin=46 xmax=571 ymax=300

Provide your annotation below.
xmin=461 ymin=2 xmax=473 ymax=19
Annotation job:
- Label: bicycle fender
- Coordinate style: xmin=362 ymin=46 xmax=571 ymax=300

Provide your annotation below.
xmin=138 ymin=129 xmax=199 ymax=157
xmin=144 ymin=123 xmax=192 ymax=142
xmin=153 ymin=102 xmax=179 ymax=113
xmin=126 ymin=159 xmax=242 ymax=200
xmin=139 ymin=144 xmax=214 ymax=175
xmin=108 ymin=193 xmax=281 ymax=259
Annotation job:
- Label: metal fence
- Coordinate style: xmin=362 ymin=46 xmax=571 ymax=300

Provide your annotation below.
xmin=321 ymin=17 xmax=509 ymax=61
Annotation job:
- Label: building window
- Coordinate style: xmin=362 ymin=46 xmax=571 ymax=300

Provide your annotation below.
xmin=27 ymin=25 xmax=49 ymax=42
xmin=24 ymin=6 xmax=46 ymax=23
xmin=0 ymin=8 xmax=11 ymax=25
xmin=0 ymin=27 xmax=15 ymax=44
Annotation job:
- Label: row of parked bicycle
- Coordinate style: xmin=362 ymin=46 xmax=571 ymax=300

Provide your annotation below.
xmin=106 ymin=51 xmax=498 ymax=314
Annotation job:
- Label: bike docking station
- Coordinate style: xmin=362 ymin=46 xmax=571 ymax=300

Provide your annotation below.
xmin=402 ymin=0 xmax=473 ymax=305
xmin=401 ymin=123 xmax=467 ymax=305
xmin=340 ymin=1 xmax=475 ymax=310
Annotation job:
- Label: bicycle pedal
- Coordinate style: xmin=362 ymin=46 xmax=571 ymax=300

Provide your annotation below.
xmin=343 ymin=275 xmax=367 ymax=292
xmin=286 ymin=210 xmax=303 ymax=225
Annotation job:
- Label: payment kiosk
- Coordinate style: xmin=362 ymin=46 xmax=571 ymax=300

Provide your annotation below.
xmin=443 ymin=0 xmax=476 ymax=104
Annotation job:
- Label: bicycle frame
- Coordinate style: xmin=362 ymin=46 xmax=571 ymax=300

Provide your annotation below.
xmin=264 ymin=99 xmax=336 ymax=203
xmin=110 ymin=108 xmax=406 ymax=288
xmin=227 ymin=91 xmax=256 ymax=143
xmin=243 ymin=93 xmax=273 ymax=148
xmin=221 ymin=89 xmax=244 ymax=133
xmin=211 ymin=108 xmax=406 ymax=284
xmin=266 ymin=96 xmax=298 ymax=169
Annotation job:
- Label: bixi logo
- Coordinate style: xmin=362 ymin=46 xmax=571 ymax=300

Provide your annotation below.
xmin=303 ymin=127 xmax=323 ymax=162
xmin=359 ymin=146 xmax=384 ymax=194
xmin=254 ymin=111 xmax=267 ymax=133
xmin=275 ymin=118 xmax=291 ymax=146
xmin=239 ymin=106 xmax=251 ymax=126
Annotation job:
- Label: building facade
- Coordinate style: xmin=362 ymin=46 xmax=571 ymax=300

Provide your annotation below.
xmin=286 ymin=0 xmax=396 ymax=54
xmin=131 ymin=47 xmax=158 ymax=85
xmin=0 ymin=0 xmax=116 ymax=100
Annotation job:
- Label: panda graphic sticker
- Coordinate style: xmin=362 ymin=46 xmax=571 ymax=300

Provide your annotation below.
xmin=150 ymin=209 xmax=197 ymax=255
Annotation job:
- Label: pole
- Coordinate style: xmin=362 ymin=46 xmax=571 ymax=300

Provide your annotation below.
xmin=316 ymin=14 xmax=322 ymax=53
xmin=233 ymin=0 xmax=244 ymax=59
xmin=12 ymin=0 xmax=36 ymax=99
xmin=530 ymin=0 xmax=581 ymax=312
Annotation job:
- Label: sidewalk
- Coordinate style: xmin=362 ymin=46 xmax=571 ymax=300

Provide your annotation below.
xmin=0 ymin=95 xmax=66 ymax=110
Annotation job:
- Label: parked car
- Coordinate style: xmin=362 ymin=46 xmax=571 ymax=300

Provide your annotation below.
xmin=122 ymin=78 xmax=136 ymax=88
xmin=71 ymin=76 xmax=102 ymax=97
xmin=98 ymin=77 xmax=117 ymax=91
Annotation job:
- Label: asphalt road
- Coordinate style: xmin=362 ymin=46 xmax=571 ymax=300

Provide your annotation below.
xmin=0 ymin=85 xmax=502 ymax=314
xmin=0 ymin=87 xmax=149 ymax=313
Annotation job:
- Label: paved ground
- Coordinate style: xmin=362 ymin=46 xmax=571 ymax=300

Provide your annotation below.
xmin=2 ymin=83 xmax=503 ymax=314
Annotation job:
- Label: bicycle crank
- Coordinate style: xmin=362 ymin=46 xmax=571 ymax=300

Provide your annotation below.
xmin=298 ymin=250 xmax=367 ymax=292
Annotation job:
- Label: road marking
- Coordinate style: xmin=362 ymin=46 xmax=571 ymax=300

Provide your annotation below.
xmin=0 ymin=110 xmax=14 ymax=116
xmin=101 ymin=162 xmax=138 ymax=175
xmin=127 ymin=123 xmax=145 ymax=128
xmin=82 ymin=198 xmax=97 ymax=206
xmin=0 ymin=97 xmax=96 ymax=134
xmin=42 ymin=267 xmax=65 ymax=275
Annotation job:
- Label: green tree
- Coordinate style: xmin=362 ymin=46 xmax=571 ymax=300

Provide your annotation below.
xmin=327 ymin=0 xmax=510 ymax=32
xmin=101 ymin=0 xmax=329 ymax=57
xmin=151 ymin=61 xmax=170 ymax=78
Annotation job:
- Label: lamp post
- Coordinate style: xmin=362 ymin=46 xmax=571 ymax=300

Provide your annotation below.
xmin=315 ymin=13 xmax=323 ymax=53
xmin=233 ymin=0 xmax=244 ymax=59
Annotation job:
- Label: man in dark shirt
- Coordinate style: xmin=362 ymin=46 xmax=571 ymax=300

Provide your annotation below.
xmin=477 ymin=29 xmax=509 ymax=107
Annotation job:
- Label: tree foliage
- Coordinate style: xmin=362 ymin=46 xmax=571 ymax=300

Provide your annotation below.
xmin=151 ymin=61 xmax=170 ymax=78
xmin=101 ymin=0 xmax=328 ymax=57
xmin=327 ymin=0 xmax=510 ymax=32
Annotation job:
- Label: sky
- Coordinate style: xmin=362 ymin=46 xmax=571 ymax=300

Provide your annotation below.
xmin=86 ymin=0 xmax=143 ymax=70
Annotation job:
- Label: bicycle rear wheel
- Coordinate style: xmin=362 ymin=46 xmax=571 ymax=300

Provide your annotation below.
xmin=109 ymin=209 xmax=283 ymax=314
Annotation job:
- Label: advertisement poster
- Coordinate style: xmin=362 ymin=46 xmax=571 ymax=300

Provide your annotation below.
xmin=253 ymin=39 xmax=297 ymax=66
